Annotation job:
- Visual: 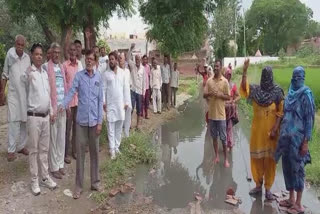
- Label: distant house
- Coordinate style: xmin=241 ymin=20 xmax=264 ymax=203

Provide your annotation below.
xmin=129 ymin=34 xmax=138 ymax=39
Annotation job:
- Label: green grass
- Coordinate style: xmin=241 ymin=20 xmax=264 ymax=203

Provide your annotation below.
xmin=178 ymin=76 xmax=198 ymax=97
xmin=239 ymin=64 xmax=320 ymax=108
xmin=306 ymin=130 xmax=320 ymax=185
xmin=92 ymin=131 xmax=157 ymax=203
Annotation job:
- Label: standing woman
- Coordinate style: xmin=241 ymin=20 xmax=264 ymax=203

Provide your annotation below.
xmin=275 ymin=66 xmax=315 ymax=214
xmin=224 ymin=68 xmax=240 ymax=151
xmin=240 ymin=59 xmax=284 ymax=200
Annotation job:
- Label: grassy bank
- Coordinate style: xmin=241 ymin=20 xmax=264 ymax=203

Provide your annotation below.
xmin=306 ymin=130 xmax=320 ymax=185
xmin=179 ymin=76 xmax=199 ymax=97
xmin=94 ymin=76 xmax=200 ymax=204
xmin=93 ymin=131 xmax=157 ymax=203
xmin=234 ymin=63 xmax=320 ymax=185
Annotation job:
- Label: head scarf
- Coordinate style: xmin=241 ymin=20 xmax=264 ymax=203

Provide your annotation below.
xmin=249 ymin=66 xmax=284 ymax=106
xmin=285 ymin=66 xmax=315 ymax=113
xmin=225 ymin=67 xmax=232 ymax=78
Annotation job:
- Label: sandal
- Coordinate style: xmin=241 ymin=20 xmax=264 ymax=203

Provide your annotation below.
xmin=287 ymin=205 xmax=305 ymax=214
xmin=249 ymin=187 xmax=262 ymax=195
xmin=265 ymin=191 xmax=275 ymax=201
xmin=279 ymin=199 xmax=294 ymax=207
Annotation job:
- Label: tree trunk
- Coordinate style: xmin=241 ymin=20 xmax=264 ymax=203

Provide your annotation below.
xmin=37 ymin=16 xmax=57 ymax=44
xmin=83 ymin=11 xmax=96 ymax=51
xmin=60 ymin=24 xmax=73 ymax=60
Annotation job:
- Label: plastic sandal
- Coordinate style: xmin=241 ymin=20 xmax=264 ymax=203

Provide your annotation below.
xmin=279 ymin=199 xmax=294 ymax=207
xmin=287 ymin=205 xmax=305 ymax=214
xmin=249 ymin=187 xmax=262 ymax=195
xmin=265 ymin=191 xmax=275 ymax=200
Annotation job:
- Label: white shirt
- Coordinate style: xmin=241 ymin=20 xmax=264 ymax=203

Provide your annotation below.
xmin=96 ymin=61 xmax=108 ymax=74
xmin=2 ymin=47 xmax=30 ymax=122
xmin=80 ymin=55 xmax=85 ymax=68
xmin=150 ymin=65 xmax=162 ymax=90
xmin=127 ymin=49 xmax=145 ymax=95
xmin=161 ymin=64 xmax=171 ymax=84
xmin=103 ymin=66 xmax=130 ymax=122
xmin=21 ymin=65 xmax=52 ymax=114
xmin=170 ymin=70 xmax=179 ymax=88
xmin=123 ymin=67 xmax=132 ymax=109
xmin=99 ymin=55 xmax=108 ymax=66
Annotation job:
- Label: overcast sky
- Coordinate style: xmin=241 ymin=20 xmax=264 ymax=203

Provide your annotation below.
xmin=107 ymin=0 xmax=320 ymax=35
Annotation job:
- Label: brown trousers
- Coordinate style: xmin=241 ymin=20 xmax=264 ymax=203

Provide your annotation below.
xmin=75 ymin=124 xmax=100 ymax=191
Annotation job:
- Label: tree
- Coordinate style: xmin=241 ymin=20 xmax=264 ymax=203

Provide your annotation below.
xmin=210 ymin=0 xmax=240 ymax=59
xmin=305 ymin=20 xmax=320 ymax=39
xmin=73 ymin=0 xmax=134 ymax=50
xmin=5 ymin=0 xmax=134 ymax=57
xmin=97 ymin=39 xmax=111 ymax=54
xmin=246 ymin=0 xmax=312 ymax=55
xmin=0 ymin=0 xmax=47 ymax=51
xmin=140 ymin=0 xmax=208 ymax=58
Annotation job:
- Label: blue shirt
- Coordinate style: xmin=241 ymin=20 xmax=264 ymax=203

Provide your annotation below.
xmin=63 ymin=69 xmax=103 ymax=127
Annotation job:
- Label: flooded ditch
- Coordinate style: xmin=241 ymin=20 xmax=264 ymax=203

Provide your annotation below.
xmin=117 ymin=98 xmax=320 ymax=213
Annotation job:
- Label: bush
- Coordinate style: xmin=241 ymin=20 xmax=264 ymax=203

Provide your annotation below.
xmin=97 ymin=39 xmax=111 ymax=54
xmin=295 ymin=45 xmax=319 ymax=58
xmin=278 ymin=48 xmax=286 ymax=60
xmin=0 ymin=43 xmax=6 ymax=71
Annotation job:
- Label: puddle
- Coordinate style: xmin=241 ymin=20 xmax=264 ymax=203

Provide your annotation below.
xmin=126 ymin=99 xmax=320 ymax=213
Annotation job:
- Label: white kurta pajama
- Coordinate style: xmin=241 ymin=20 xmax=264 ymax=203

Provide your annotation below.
xmin=2 ymin=47 xmax=30 ymax=153
xmin=103 ymin=67 xmax=130 ymax=152
xmin=123 ymin=67 xmax=132 ymax=137
xmin=150 ymin=65 xmax=162 ymax=113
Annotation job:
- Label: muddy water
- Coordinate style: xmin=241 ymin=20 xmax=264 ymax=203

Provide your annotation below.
xmin=133 ymin=100 xmax=320 ymax=213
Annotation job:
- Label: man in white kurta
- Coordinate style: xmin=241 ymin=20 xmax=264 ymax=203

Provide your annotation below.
xmin=150 ymin=59 xmax=162 ymax=113
xmin=127 ymin=44 xmax=145 ymax=129
xmin=119 ymin=52 xmax=132 ymax=138
xmin=103 ymin=52 xmax=130 ymax=160
xmin=1 ymin=35 xmax=30 ymax=161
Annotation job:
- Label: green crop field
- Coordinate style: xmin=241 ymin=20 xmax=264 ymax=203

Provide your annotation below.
xmin=243 ymin=65 xmax=320 ymax=108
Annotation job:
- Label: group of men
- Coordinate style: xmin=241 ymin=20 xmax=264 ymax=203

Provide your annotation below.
xmin=0 ymin=35 xmax=179 ymax=199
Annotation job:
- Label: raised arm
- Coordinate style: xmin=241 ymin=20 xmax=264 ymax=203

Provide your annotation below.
xmin=241 ymin=59 xmax=250 ymax=92
xmin=127 ymin=43 xmax=135 ymax=69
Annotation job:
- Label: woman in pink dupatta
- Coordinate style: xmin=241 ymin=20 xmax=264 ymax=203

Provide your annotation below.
xmin=224 ymin=68 xmax=240 ymax=151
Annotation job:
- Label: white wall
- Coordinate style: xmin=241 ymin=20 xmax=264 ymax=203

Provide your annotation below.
xmin=223 ymin=56 xmax=279 ymax=69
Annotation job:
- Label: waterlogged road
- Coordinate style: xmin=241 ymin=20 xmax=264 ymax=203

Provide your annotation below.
xmin=132 ymin=100 xmax=320 ymax=214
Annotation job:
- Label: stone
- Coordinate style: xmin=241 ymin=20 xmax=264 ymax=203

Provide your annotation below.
xmin=109 ymin=188 xmax=119 ymax=197
xmin=63 ymin=189 xmax=73 ymax=198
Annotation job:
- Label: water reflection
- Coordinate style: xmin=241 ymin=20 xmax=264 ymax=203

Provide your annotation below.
xmin=133 ymin=100 xmax=320 ymax=213
xmin=196 ymin=130 xmax=214 ymax=189
xmin=250 ymin=197 xmax=277 ymax=214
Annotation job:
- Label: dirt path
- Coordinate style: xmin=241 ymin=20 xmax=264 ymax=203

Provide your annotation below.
xmin=0 ymin=93 xmax=193 ymax=214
